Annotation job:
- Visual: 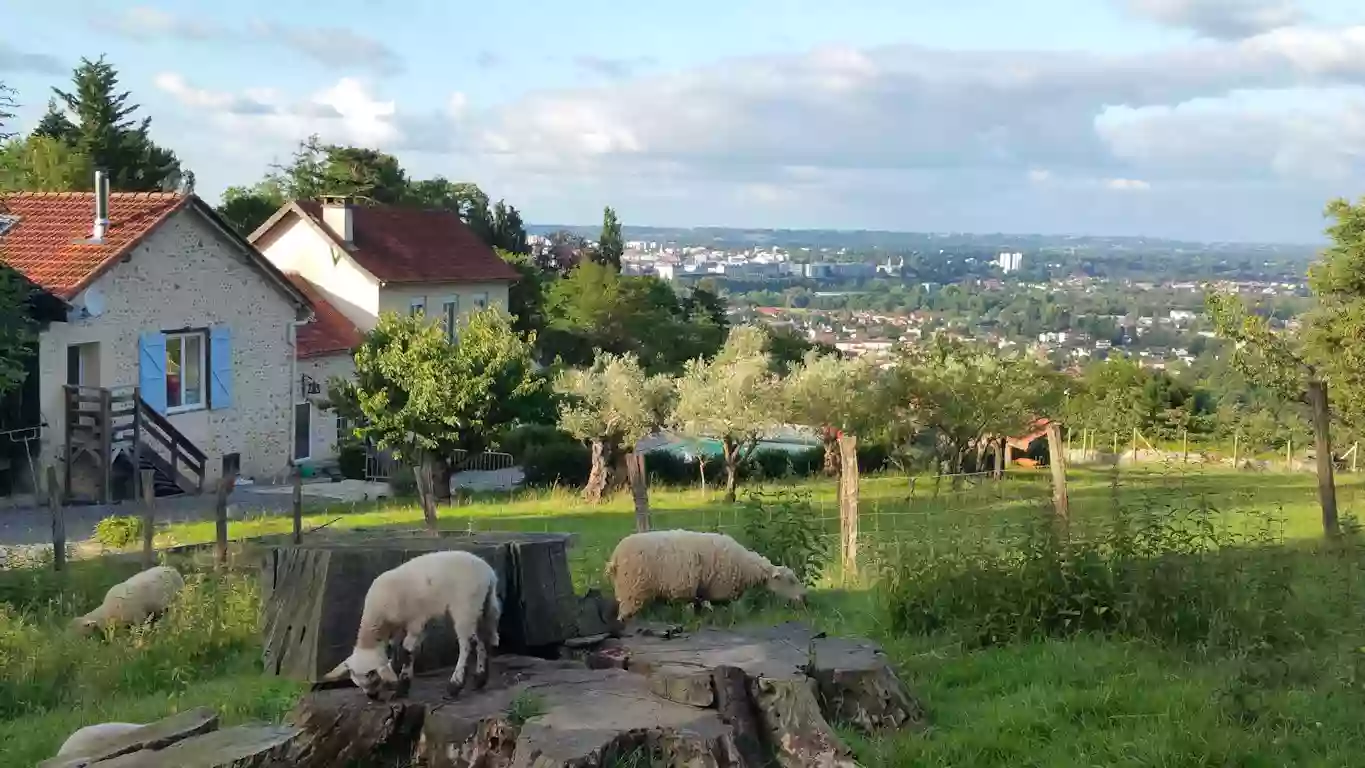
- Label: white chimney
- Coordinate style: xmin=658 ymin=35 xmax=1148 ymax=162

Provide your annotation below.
xmin=92 ymin=169 xmax=110 ymax=242
xmin=320 ymin=196 xmax=353 ymax=244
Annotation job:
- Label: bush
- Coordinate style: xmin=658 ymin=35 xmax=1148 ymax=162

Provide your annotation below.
xmin=856 ymin=441 xmax=890 ymax=473
xmin=880 ymin=499 xmax=1302 ymax=651
xmin=739 ymin=489 xmax=831 ymax=586
xmin=500 ymin=424 xmax=577 ymax=462
xmin=92 ymin=516 xmax=143 ymax=550
xmin=521 ymin=441 xmax=591 ymax=488
xmin=336 ymin=440 xmax=367 ymax=481
xmin=644 ymin=450 xmax=723 ymax=487
xmin=388 ymin=464 xmax=418 ymax=496
xmin=747 ymin=448 xmax=822 ymax=481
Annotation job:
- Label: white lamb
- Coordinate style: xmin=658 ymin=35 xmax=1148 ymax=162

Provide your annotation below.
xmin=54 ymin=722 xmax=145 ymax=762
xmin=605 ymin=530 xmax=807 ymax=621
xmin=70 ymin=565 xmax=185 ymax=636
xmin=323 ymin=550 xmax=502 ymax=700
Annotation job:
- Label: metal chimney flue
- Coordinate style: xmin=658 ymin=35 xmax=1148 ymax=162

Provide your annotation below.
xmin=92 ymin=169 xmax=109 ymax=242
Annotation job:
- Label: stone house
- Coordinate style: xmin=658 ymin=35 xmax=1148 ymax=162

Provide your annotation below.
xmin=0 ymin=177 xmax=312 ymax=502
xmin=250 ymin=197 xmax=520 ymax=467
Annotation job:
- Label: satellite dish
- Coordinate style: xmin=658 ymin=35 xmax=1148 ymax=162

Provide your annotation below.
xmin=80 ymin=285 xmax=106 ymax=318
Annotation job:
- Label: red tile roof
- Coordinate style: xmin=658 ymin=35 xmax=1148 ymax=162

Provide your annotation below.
xmin=281 ymin=201 xmax=520 ymax=284
xmin=0 ymin=192 xmax=190 ymax=299
xmin=285 ymin=273 xmax=363 ymax=359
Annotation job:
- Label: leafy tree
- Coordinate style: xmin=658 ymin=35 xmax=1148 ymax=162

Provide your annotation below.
xmin=329 ymin=308 xmax=547 ymax=528
xmin=597 ymin=206 xmax=624 ymax=271
xmin=491 ymin=200 xmax=528 ymax=255
xmin=541 ymin=261 xmax=726 ymax=373
xmin=497 ymin=247 xmax=547 ymax=336
xmin=783 ymin=352 xmax=881 ymax=475
xmin=892 ymin=336 xmax=1064 ymax=476
xmin=216 ymin=181 xmax=285 ymax=235
xmin=32 ymin=99 xmax=77 ymax=143
xmin=0 ymin=82 xmax=15 ymax=141
xmin=765 ymin=325 xmax=837 ymax=373
xmin=1208 ymin=290 xmax=1338 ymax=535
xmin=0 ymin=135 xmax=94 ymax=192
xmin=671 ymin=325 xmax=783 ymax=501
xmin=0 ymin=264 xmax=36 ymax=399
xmin=1305 ymin=195 xmax=1365 ymax=427
xmin=51 ymin=56 xmax=186 ymax=191
xmin=555 ymin=351 xmax=673 ymax=503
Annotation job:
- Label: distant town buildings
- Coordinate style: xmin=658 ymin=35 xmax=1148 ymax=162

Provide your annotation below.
xmin=997 ymin=251 xmax=1023 ymax=273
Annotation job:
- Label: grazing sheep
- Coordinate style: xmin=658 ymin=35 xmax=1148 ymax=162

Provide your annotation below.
xmin=55 ymin=722 xmax=144 ymax=760
xmin=323 ymin=550 xmax=501 ymax=700
xmin=605 ymin=530 xmax=807 ymax=620
xmin=70 ymin=565 xmax=185 ymax=636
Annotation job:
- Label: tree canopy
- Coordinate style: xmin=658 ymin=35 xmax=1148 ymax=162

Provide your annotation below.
xmin=597 ymin=206 xmax=624 ymax=271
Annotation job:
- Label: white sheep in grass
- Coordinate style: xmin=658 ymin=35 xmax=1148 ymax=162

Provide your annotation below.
xmin=605 ymin=530 xmax=807 ymax=621
xmin=70 ymin=566 xmax=185 ymax=636
xmin=323 ymin=550 xmax=502 ymax=700
xmin=54 ymin=722 xmax=145 ymax=762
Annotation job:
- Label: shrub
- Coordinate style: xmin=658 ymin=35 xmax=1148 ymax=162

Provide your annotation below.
xmin=521 ymin=441 xmax=591 ymax=488
xmin=336 ymin=440 xmax=367 ymax=481
xmin=388 ymin=464 xmax=418 ymax=496
xmin=644 ymin=450 xmax=724 ymax=487
xmin=500 ymin=424 xmax=577 ymax=462
xmin=856 ymin=441 xmax=890 ymax=473
xmin=739 ymin=489 xmax=831 ymax=586
xmin=879 ymin=498 xmax=1302 ymax=651
xmin=92 ymin=516 xmax=143 ymax=550
xmin=747 ymin=448 xmax=822 ymax=481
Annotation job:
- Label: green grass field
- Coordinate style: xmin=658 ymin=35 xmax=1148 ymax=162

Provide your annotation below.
xmin=4 ymin=467 xmax=1365 ymax=766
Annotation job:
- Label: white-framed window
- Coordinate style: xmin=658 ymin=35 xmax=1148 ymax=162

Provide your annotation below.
xmin=472 ymin=292 xmax=489 ymax=311
xmin=336 ymin=413 xmax=350 ymax=442
xmin=165 ymin=331 xmax=206 ymax=413
xmin=441 ymin=296 xmax=459 ymax=342
xmin=409 ymin=297 xmax=426 ymax=317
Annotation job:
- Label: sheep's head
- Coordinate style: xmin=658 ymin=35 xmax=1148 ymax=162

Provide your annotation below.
xmin=323 ymin=646 xmax=398 ymax=699
xmin=764 ymin=565 xmax=807 ymax=605
xmin=70 ymin=616 xmax=101 ymax=637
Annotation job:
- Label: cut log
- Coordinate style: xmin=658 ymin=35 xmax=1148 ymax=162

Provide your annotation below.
xmin=749 ymin=677 xmax=857 ymax=768
xmin=712 ymin=666 xmax=768 ymax=768
xmin=810 ymin=637 xmax=926 ymax=732
xmin=39 ymin=707 xmax=219 ymax=768
xmin=94 ymin=725 xmax=298 ymax=768
xmin=258 ymin=530 xmax=576 ymax=681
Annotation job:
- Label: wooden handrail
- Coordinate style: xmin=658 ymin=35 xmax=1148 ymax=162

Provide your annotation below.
xmin=63 ymin=384 xmax=208 ymax=497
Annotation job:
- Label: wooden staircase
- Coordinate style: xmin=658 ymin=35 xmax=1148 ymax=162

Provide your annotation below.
xmin=64 ymin=385 xmax=207 ymax=503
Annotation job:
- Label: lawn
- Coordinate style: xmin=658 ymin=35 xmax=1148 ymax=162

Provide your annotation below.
xmin=4 ymin=466 xmax=1365 ymax=766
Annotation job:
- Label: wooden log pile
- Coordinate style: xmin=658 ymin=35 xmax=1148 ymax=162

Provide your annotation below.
xmin=287 ymin=622 xmax=925 ymax=768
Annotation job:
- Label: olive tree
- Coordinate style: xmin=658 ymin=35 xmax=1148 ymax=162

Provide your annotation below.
xmin=782 ymin=351 xmax=882 ymax=475
xmin=330 ymin=308 xmax=546 ymax=530
xmin=555 ymin=351 xmax=673 ymax=505
xmin=671 ymin=325 xmax=783 ymax=502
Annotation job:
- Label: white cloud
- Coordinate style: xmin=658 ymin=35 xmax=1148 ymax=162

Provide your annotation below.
xmin=1121 ymin=0 xmax=1304 ymax=39
xmin=161 ymin=19 xmax=1365 ymax=240
xmin=1106 ymin=178 xmax=1153 ymax=191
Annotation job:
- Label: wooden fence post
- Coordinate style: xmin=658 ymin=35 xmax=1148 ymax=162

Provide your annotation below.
xmin=1355 ymin=442 xmax=1359 ymax=474
xmin=1130 ymin=427 xmax=1138 ymax=466
xmin=215 ymin=453 xmax=240 ymax=567
xmin=1233 ymin=431 xmax=1240 ymax=470
xmin=292 ymin=464 xmax=304 ymax=545
xmin=46 ymin=465 xmax=65 ymax=572
xmin=140 ymin=469 xmax=156 ymax=568
xmin=838 ymin=434 xmax=860 ymax=581
xmin=626 ymin=452 xmax=650 ymax=532
xmin=1046 ymin=422 xmax=1069 ymax=529
xmin=1181 ymin=430 xmax=1188 ymax=464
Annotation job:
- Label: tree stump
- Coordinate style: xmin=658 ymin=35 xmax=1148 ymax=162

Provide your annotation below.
xmin=94 ymin=726 xmax=299 ymax=768
xmin=810 ymin=637 xmax=927 ymax=732
xmin=286 ymin=623 xmax=922 ymax=768
xmin=258 ymin=530 xmax=576 ymax=681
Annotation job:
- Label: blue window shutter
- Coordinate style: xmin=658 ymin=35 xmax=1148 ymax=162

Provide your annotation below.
xmin=138 ymin=332 xmax=168 ymax=414
xmin=210 ymin=325 xmax=233 ymax=410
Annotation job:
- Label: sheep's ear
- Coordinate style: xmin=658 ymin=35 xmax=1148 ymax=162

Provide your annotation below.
xmin=322 ymin=661 xmax=351 ymax=681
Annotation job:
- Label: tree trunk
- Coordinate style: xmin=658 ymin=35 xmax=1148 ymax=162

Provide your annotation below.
xmin=821 ymin=429 xmax=841 ymax=477
xmin=723 ymin=437 xmax=739 ymax=503
xmin=626 ymin=451 xmax=650 ymax=532
xmin=433 ymin=456 xmax=453 ymax=504
xmin=994 ymin=438 xmax=1005 ymax=479
xmin=416 ymin=452 xmax=440 ymax=532
xmin=1308 ymin=379 xmax=1340 ymax=537
xmin=584 ymin=439 xmax=611 ymax=504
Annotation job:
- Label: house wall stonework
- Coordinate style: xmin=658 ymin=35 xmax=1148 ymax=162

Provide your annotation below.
xmin=38 ymin=209 xmax=301 ymax=489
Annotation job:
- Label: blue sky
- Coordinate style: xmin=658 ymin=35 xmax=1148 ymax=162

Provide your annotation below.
xmin=3 ymin=0 xmax=1365 ymax=242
